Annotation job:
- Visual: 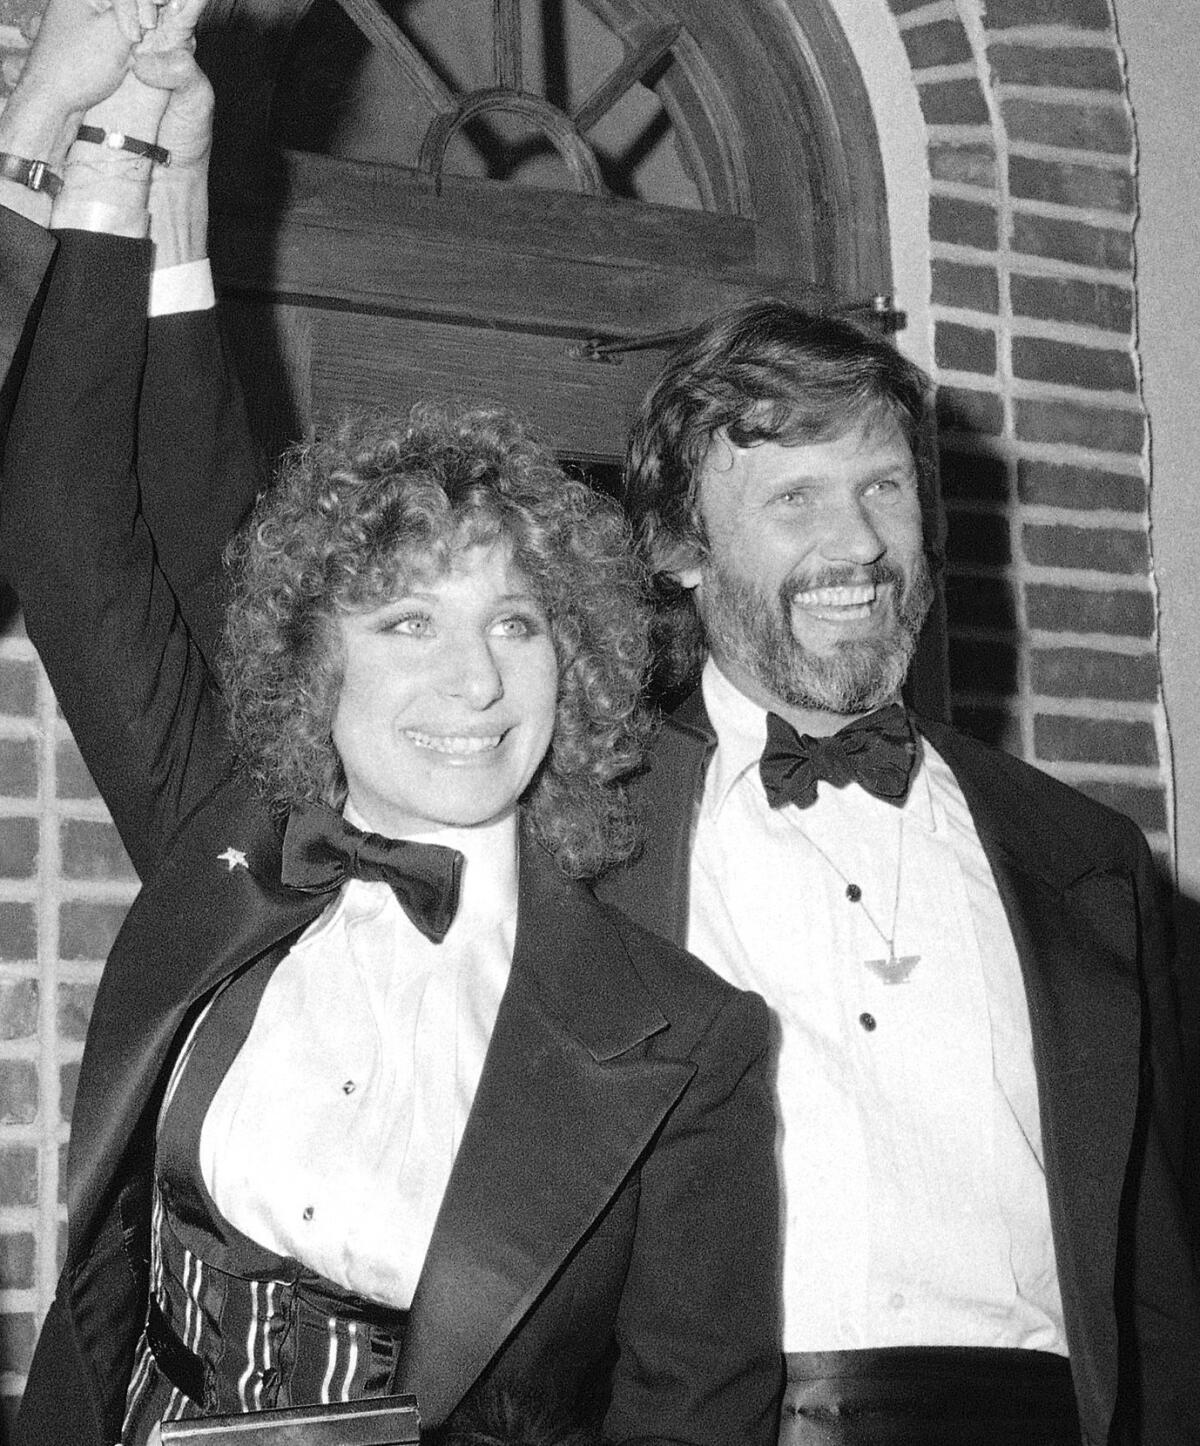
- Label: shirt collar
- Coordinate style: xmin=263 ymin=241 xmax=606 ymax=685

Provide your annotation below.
xmin=700 ymin=659 xmax=773 ymax=820
xmin=699 ymin=657 xmax=936 ymax=832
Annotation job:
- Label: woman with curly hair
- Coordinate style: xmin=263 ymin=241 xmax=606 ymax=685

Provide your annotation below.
xmin=4 ymin=41 xmax=781 ymax=1446
xmin=220 ymin=405 xmax=651 ymax=881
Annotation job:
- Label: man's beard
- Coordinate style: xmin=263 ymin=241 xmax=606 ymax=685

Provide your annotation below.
xmin=697 ymin=555 xmax=935 ymax=716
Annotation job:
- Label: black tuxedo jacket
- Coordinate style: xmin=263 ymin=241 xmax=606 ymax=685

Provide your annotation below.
xmin=0 ymin=208 xmax=54 ymax=461
xmin=1 ymin=230 xmax=783 ymax=1443
xmin=595 ymin=687 xmax=1200 ymax=1446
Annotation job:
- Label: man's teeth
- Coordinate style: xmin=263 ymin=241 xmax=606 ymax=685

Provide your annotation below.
xmin=404 ymin=731 xmax=502 ymax=755
xmin=793 ymin=585 xmax=877 ymax=607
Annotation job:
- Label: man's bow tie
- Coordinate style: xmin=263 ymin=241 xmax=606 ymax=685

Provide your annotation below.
xmin=280 ymin=802 xmax=464 ymax=944
xmin=759 ymin=703 xmax=917 ymax=810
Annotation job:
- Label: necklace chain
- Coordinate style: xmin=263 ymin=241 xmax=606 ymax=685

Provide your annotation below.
xmin=794 ymin=815 xmax=920 ymax=985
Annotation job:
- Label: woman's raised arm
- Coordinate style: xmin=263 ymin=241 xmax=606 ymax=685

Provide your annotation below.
xmin=0 ymin=36 xmax=233 ymax=875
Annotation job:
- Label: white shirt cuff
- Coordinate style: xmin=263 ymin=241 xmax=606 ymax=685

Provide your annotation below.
xmin=149 ymin=258 xmax=215 ymax=317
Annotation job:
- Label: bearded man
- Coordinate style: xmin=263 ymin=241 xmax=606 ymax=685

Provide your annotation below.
xmin=596 ymin=303 xmax=1200 ymax=1446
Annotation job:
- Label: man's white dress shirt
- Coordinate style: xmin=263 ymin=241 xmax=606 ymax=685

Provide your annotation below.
xmin=691 ymin=660 xmax=1066 ymax=1355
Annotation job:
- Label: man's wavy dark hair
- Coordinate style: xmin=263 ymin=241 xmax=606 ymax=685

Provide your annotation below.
xmin=622 ymin=300 xmax=931 ymax=694
xmin=220 ymin=403 xmax=652 ymax=878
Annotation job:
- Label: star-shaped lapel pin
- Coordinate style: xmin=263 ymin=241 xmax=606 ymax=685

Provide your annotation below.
xmin=218 ymin=847 xmax=249 ymax=873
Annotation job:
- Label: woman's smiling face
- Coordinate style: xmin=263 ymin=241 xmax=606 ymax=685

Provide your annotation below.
xmin=331 ymin=541 xmax=558 ymax=837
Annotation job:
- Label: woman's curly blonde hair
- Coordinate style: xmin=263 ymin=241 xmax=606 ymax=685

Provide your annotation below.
xmin=220 ymin=404 xmax=653 ymax=878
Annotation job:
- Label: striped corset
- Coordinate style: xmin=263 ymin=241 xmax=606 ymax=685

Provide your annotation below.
xmin=121 ymin=959 xmax=408 ymax=1445
xmin=121 ymin=1188 xmax=408 ymax=1442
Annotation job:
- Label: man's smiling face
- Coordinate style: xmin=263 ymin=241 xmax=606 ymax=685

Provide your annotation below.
xmin=678 ymin=414 xmax=933 ymax=732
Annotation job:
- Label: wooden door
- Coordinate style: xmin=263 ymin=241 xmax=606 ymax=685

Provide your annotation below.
xmin=197 ymin=0 xmax=893 ymax=458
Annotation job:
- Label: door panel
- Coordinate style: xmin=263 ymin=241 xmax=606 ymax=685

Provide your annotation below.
xmin=310 ymin=311 xmax=669 ymax=460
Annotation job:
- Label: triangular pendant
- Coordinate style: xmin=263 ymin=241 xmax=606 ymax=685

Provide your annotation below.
xmin=864 ymin=952 xmax=920 ymax=985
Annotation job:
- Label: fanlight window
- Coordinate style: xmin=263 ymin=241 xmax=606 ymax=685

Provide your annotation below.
xmin=273 ymin=0 xmax=718 ymax=209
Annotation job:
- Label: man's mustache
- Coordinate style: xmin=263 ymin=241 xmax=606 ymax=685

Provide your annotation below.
xmin=782 ymin=562 xmax=907 ymax=602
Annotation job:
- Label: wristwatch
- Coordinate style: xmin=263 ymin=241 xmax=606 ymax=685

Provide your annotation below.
xmin=0 ymin=151 xmax=62 ymax=197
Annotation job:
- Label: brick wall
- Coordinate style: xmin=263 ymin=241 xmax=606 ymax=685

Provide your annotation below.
xmin=0 ymin=632 xmax=139 ymax=1429
xmin=892 ymin=0 xmax=1164 ymax=847
xmin=0 ymin=0 xmax=1165 ymax=1424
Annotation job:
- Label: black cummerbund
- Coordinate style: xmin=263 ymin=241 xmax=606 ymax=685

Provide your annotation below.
xmin=781 ymin=1346 xmax=1080 ymax=1445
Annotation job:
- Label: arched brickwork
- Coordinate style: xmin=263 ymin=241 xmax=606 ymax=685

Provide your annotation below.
xmin=884 ymin=0 xmax=1163 ymax=846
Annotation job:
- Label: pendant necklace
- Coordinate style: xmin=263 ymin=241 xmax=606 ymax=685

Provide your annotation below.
xmin=797 ymin=816 xmax=920 ymax=985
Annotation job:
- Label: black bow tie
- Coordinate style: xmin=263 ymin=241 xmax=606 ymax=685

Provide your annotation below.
xmin=280 ymin=802 xmax=464 ymax=943
xmin=759 ymin=704 xmax=917 ymax=810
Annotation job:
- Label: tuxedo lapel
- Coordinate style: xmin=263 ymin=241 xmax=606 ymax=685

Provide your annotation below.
xmin=395 ymin=846 xmax=695 ymax=1423
xmin=923 ymin=722 xmax=1140 ymax=1430
xmin=597 ymin=689 xmax=714 ymax=945
xmin=67 ymin=780 xmax=325 ymax=1248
